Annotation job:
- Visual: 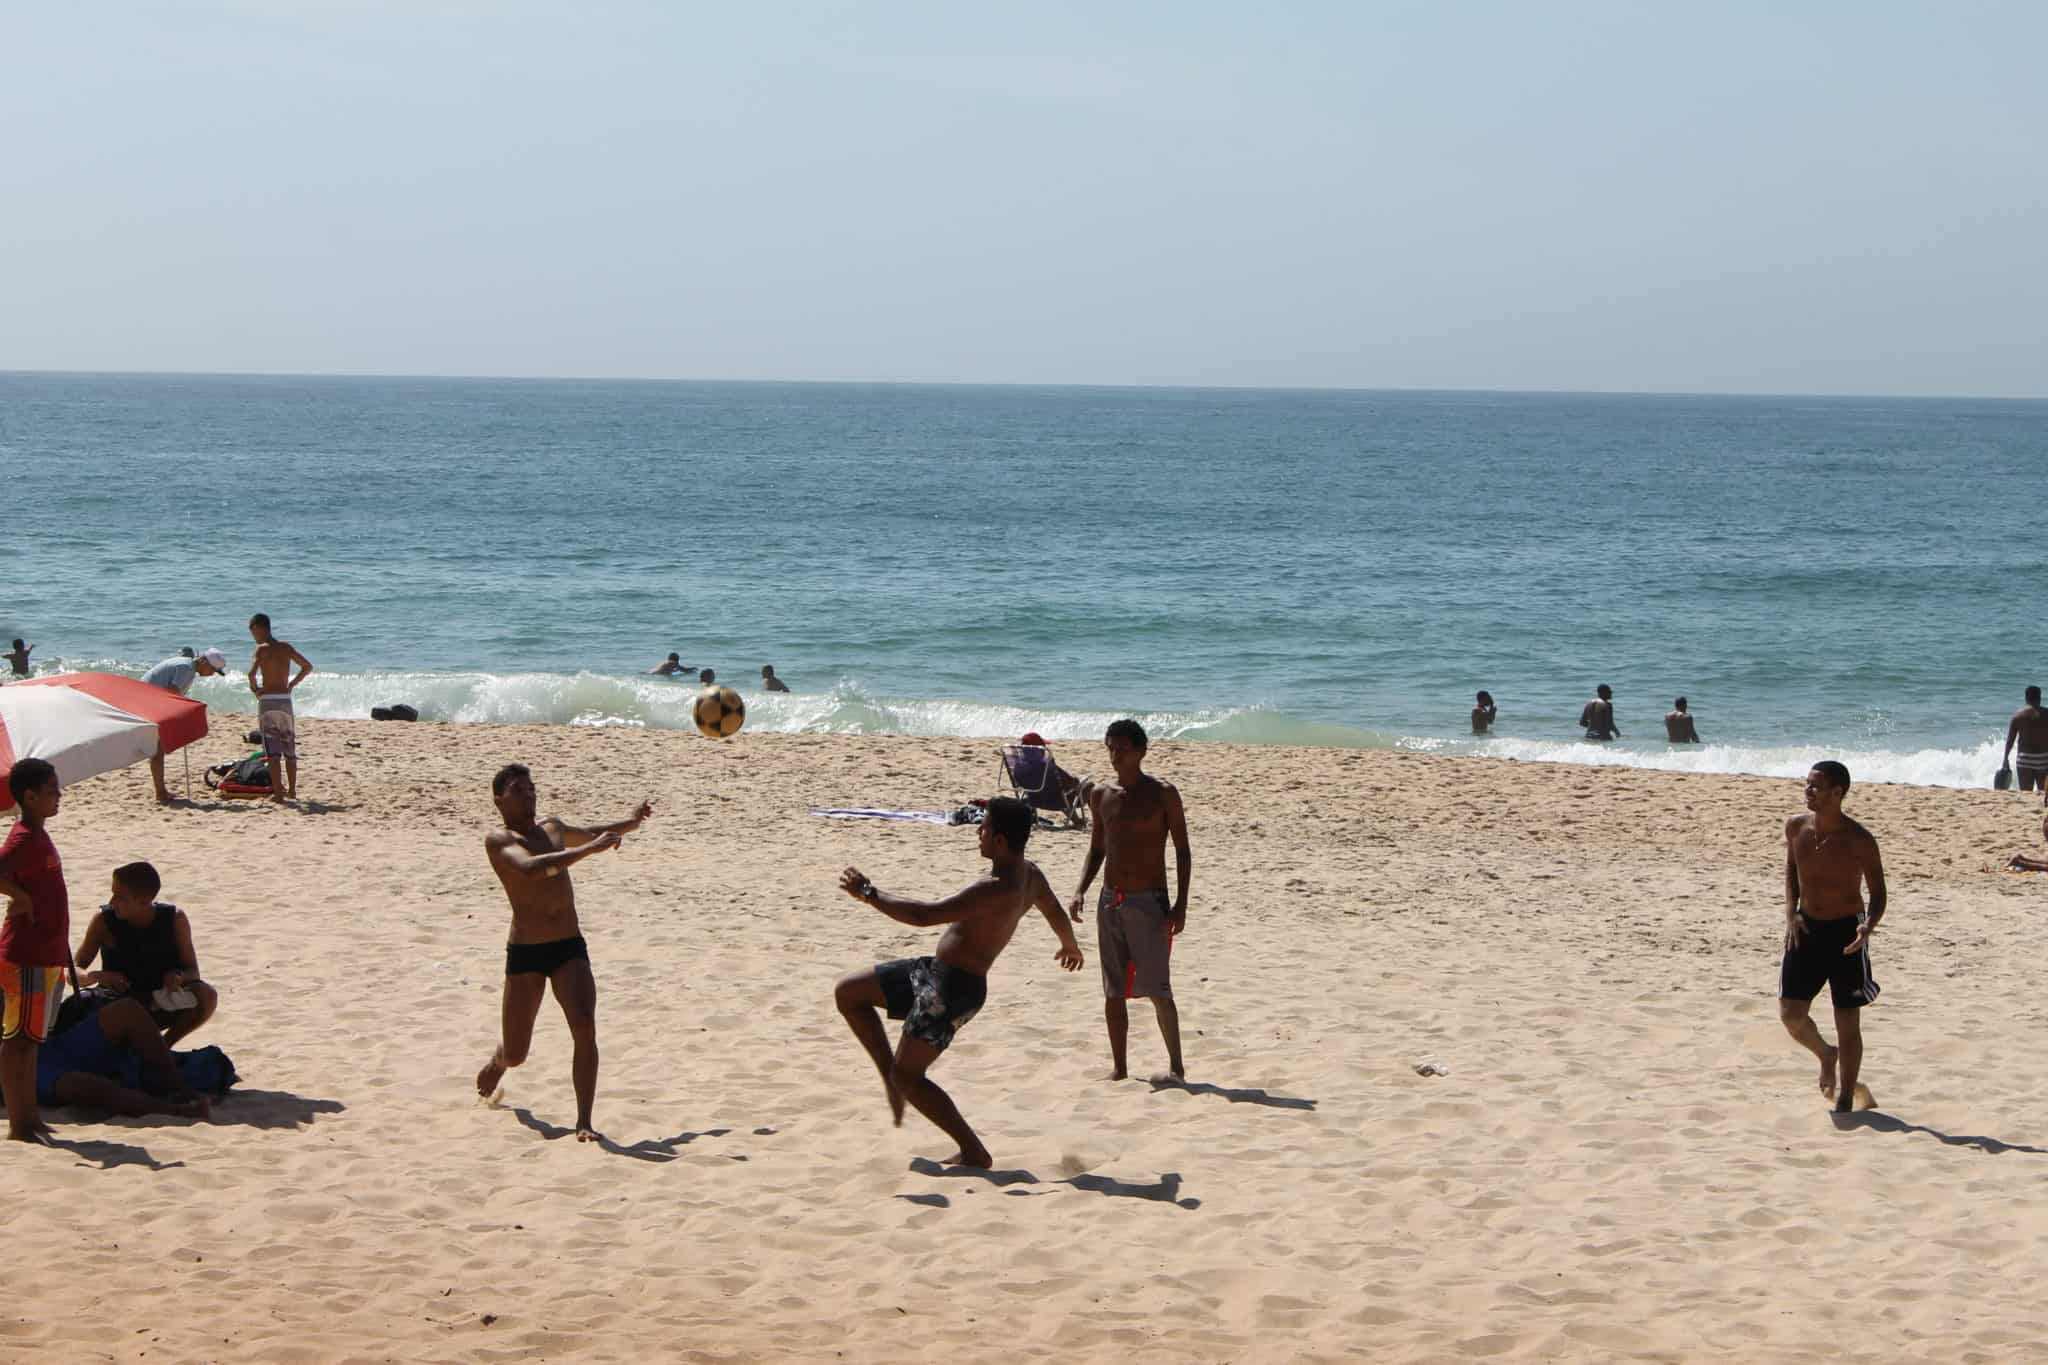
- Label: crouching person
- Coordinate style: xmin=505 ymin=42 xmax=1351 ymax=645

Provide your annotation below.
xmin=23 ymin=997 xmax=211 ymax=1121
xmin=74 ymin=862 xmax=217 ymax=1045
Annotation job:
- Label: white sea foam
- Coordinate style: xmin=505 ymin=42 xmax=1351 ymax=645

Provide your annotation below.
xmin=30 ymin=664 xmax=2012 ymax=790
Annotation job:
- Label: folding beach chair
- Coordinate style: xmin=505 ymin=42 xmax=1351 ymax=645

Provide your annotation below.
xmin=998 ymin=743 xmax=1086 ymax=829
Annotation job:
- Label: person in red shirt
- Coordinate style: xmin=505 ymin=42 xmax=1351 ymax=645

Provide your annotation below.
xmin=0 ymin=758 xmax=69 ymax=1143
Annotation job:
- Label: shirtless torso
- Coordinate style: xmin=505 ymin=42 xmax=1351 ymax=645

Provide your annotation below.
xmin=248 ymin=638 xmax=312 ymax=695
xmin=1579 ymin=698 xmax=1618 ymax=740
xmin=1665 ymin=710 xmax=1700 ymax=743
xmin=486 ymin=819 xmax=590 ymax=943
xmin=2005 ymin=705 xmax=2048 ymax=790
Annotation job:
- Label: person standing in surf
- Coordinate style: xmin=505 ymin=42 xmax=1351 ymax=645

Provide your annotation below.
xmin=1068 ymin=719 xmax=1193 ymax=1082
xmin=474 ymin=764 xmax=651 ymax=1142
xmin=1664 ymin=697 xmax=1701 ymax=743
xmin=1778 ymin=761 xmax=1888 ymax=1114
xmin=1471 ymin=691 xmax=1497 ymax=735
xmin=2001 ymin=685 xmax=2048 ymax=795
xmin=1579 ymin=684 xmax=1620 ymax=741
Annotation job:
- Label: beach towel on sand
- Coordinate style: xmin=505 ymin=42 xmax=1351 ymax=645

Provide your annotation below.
xmin=809 ymin=808 xmax=953 ymax=825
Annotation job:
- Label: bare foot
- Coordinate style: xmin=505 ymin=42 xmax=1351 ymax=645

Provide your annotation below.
xmin=940 ymin=1146 xmax=992 ymax=1169
xmin=476 ymin=1052 xmax=507 ymax=1099
xmin=170 ymin=1096 xmax=211 ymax=1120
xmin=155 ymin=789 xmax=174 ymax=805
xmin=7 ymin=1127 xmax=52 ymax=1145
xmin=1150 ymin=1068 xmax=1187 ymax=1086
xmin=575 ymin=1126 xmax=600 ymax=1143
xmin=1104 ymin=1068 xmax=1128 ymax=1082
xmin=1817 ymin=1044 xmax=1838 ymax=1101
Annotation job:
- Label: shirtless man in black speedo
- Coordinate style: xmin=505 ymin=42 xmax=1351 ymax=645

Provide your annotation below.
xmin=475 ymin=763 xmax=651 ymax=1141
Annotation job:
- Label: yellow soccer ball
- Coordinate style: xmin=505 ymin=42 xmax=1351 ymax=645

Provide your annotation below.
xmin=693 ymin=685 xmax=746 ymax=739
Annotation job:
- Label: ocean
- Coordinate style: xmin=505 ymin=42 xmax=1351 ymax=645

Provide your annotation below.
xmin=3 ymin=372 xmax=2043 ymax=787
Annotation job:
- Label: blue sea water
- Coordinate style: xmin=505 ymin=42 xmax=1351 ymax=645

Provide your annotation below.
xmin=3 ymin=371 xmax=2044 ymax=787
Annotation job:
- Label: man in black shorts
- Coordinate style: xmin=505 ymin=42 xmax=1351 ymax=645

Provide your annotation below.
xmin=1779 ymin=761 xmax=1888 ymax=1113
xmin=474 ymin=764 xmax=651 ymax=1141
xmin=833 ymin=797 xmax=1083 ymax=1169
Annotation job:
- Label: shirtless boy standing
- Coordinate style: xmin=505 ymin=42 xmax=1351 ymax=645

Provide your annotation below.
xmin=246 ymin=614 xmax=314 ymax=799
xmin=1068 ymin=719 xmax=1192 ymax=1081
xmin=833 ymin=796 xmax=1084 ymax=1169
xmin=475 ymin=764 xmax=651 ymax=1141
xmin=1779 ymin=761 xmax=1888 ymax=1114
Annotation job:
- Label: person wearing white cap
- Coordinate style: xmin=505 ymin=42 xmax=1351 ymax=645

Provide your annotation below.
xmin=141 ymin=649 xmax=226 ymax=803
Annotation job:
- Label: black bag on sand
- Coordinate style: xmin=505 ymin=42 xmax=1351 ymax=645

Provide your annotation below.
xmin=370 ymin=704 xmax=419 ymax=722
xmin=1996 ymin=764 xmax=2014 ymax=790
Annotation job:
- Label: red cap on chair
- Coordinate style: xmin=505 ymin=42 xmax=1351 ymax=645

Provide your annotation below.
xmin=1020 ymin=732 xmax=1047 ymax=746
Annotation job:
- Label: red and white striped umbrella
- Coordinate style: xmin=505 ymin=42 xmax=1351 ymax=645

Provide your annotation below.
xmin=0 ymin=672 xmax=210 ymax=810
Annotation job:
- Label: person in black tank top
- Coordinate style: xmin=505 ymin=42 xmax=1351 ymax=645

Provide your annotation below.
xmin=72 ymin=862 xmax=218 ymax=1045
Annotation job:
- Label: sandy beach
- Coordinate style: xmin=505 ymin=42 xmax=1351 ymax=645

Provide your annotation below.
xmin=5 ymin=714 xmax=2046 ymax=1363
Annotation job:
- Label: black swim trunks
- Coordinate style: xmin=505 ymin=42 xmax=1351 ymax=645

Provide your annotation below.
xmin=876 ymin=956 xmax=987 ymax=1053
xmin=505 ymin=935 xmax=590 ymax=978
xmin=1778 ymin=912 xmax=1878 ymax=1009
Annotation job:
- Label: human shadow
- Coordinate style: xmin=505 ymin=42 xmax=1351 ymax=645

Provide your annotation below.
xmin=1831 ymin=1109 xmax=2048 ymax=1155
xmin=50 ymin=1135 xmax=183 ymax=1171
xmin=510 ymin=1107 xmax=730 ymax=1162
xmin=213 ymin=1088 xmax=347 ymax=1130
xmin=907 ymin=1156 xmax=1200 ymax=1209
xmin=1147 ymin=1076 xmax=1317 ymax=1111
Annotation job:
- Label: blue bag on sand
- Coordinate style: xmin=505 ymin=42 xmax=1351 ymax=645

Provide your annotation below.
xmin=122 ymin=1045 xmax=239 ymax=1097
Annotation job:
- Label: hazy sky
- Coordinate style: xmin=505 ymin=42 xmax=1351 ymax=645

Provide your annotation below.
xmin=5 ymin=3 xmax=2043 ymax=395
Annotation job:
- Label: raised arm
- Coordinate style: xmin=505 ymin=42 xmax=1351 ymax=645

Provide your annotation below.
xmin=1067 ymin=789 xmax=1107 ymax=920
xmin=1166 ymin=783 xmax=1192 ymax=933
xmin=838 ymin=867 xmax=999 ymax=928
xmin=1031 ymin=866 xmax=1084 ymax=970
xmin=488 ymin=827 xmax=619 ymax=879
xmin=552 ymin=802 xmax=653 ymax=849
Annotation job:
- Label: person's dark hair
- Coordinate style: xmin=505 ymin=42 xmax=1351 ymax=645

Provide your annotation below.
xmin=1476 ymin=690 xmax=1493 ymax=707
xmin=762 ymin=665 xmax=775 ymax=675
xmin=249 ymin=613 xmax=271 ymax=632
xmin=2029 ymin=685 xmax=2042 ymax=706
xmin=699 ymin=668 xmax=715 ymax=683
xmin=1674 ymin=696 xmax=1687 ymax=710
xmin=113 ymin=861 xmax=162 ymax=899
xmin=1811 ymin=760 xmax=1851 ymax=793
xmin=491 ymin=763 xmax=531 ymax=797
xmin=9 ymin=639 xmax=22 ymax=650
xmin=7 ymin=757 xmax=56 ymax=804
xmin=1106 ymin=718 xmax=1149 ymax=752
xmin=984 ymin=796 xmax=1033 ymax=853
xmin=667 ymin=653 xmax=680 ymax=664
xmin=1596 ymin=684 xmax=1612 ymax=700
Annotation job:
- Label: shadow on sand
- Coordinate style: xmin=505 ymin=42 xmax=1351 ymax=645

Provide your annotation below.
xmin=1147 ymin=1076 xmax=1317 ymax=1110
xmin=1832 ymin=1109 xmax=2048 ymax=1155
xmin=211 ymin=1088 xmax=347 ymax=1129
xmin=907 ymin=1156 xmax=1200 ymax=1209
xmin=511 ymin=1107 xmax=732 ymax=1162
xmin=51 ymin=1135 xmax=184 ymax=1171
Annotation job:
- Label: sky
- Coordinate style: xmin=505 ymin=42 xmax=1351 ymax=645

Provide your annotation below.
xmin=4 ymin=2 xmax=2044 ymax=396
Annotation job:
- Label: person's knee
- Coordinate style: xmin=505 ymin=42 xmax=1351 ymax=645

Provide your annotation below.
xmin=1777 ymin=998 xmax=1809 ymax=1029
xmin=834 ymin=973 xmax=876 ymax=1013
xmin=888 ymin=1057 xmax=927 ymax=1091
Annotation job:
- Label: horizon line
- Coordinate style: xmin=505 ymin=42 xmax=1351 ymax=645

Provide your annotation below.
xmin=2 ymin=366 xmax=2043 ymax=405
